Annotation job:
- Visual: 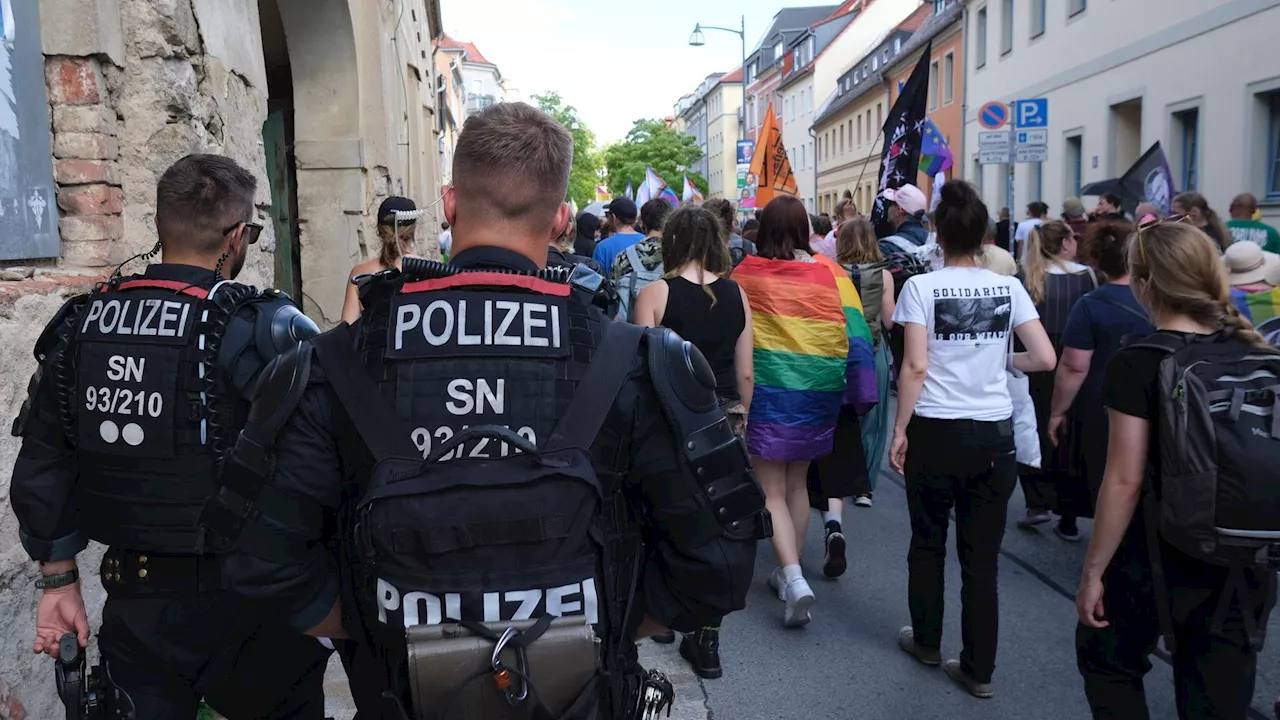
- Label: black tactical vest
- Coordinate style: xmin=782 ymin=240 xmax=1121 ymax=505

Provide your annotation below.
xmin=60 ymin=276 xmax=252 ymax=553
xmin=357 ymin=265 xmax=602 ymax=469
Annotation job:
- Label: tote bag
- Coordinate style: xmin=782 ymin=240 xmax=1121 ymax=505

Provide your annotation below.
xmin=1007 ymin=327 xmax=1041 ymax=469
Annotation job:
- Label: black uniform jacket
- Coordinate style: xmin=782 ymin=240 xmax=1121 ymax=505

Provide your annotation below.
xmin=10 ymin=264 xmax=307 ymax=562
xmin=222 ymin=247 xmax=758 ymax=635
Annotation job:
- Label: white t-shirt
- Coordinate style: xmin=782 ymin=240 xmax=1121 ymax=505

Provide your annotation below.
xmin=1013 ymin=218 xmax=1043 ymax=260
xmin=892 ymin=266 xmax=1040 ymax=421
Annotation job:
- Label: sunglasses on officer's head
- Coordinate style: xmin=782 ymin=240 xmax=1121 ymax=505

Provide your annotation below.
xmin=221 ymin=221 xmax=264 ymax=245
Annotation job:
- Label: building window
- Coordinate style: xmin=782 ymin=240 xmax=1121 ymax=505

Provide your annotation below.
xmin=873 ymin=55 xmax=879 ymax=71
xmin=774 ymin=41 xmax=783 ymax=59
xmin=877 ymin=103 xmax=882 ymax=130
xmin=976 ymin=7 xmax=988 ymax=69
xmin=933 ymin=0 xmax=950 ymax=13
xmin=943 ymin=53 xmax=955 ymax=104
xmin=1066 ymin=134 xmax=1083 ymax=197
xmin=1069 ymin=0 xmax=1086 ymax=17
xmin=857 ymin=115 xmax=863 ymax=146
xmin=882 ymin=49 xmax=890 ymax=63
xmin=848 ymin=120 xmax=854 ymax=151
xmin=1174 ymin=108 xmax=1199 ymax=191
xmin=840 ymin=126 xmax=845 ymax=154
xmin=1031 ymin=0 xmax=1046 ymax=38
xmin=801 ymin=144 xmax=806 ymax=169
xmin=1001 ymin=0 xmax=1014 ymax=55
xmin=894 ymin=37 xmax=902 ymax=53
xmin=929 ymin=60 xmax=940 ymax=110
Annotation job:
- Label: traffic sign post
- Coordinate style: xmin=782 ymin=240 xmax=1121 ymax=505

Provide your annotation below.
xmin=1015 ymin=145 xmax=1048 ymax=163
xmin=1016 ymin=129 xmax=1048 ymax=146
xmin=978 ymin=130 xmax=1010 ymax=164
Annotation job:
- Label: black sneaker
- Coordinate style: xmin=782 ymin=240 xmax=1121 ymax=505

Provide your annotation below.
xmin=679 ymin=627 xmax=723 ymax=679
xmin=651 ymin=629 xmax=676 ymax=644
xmin=823 ymin=520 xmax=847 ymax=578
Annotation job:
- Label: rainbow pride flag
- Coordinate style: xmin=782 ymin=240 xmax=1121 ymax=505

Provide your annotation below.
xmin=733 ymin=253 xmax=878 ymax=461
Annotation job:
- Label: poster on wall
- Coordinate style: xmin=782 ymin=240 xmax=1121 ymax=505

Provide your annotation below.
xmin=736 ymin=140 xmax=756 ymax=211
xmin=0 ymin=0 xmax=59 ymax=260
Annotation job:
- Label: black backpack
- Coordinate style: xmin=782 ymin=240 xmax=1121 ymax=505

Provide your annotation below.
xmin=310 ymin=319 xmax=646 ymax=718
xmin=1133 ymin=332 xmax=1280 ymax=650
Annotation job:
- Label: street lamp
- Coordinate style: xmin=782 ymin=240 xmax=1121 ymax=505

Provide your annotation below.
xmin=688 ymin=15 xmax=747 ymax=138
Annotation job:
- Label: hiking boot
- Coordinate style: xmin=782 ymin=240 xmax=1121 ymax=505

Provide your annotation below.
xmin=898 ymin=627 xmax=940 ymax=666
xmin=783 ymin=577 xmax=815 ymax=628
xmin=651 ymin=630 xmax=675 ymax=644
xmin=679 ymin=627 xmax=723 ymax=679
xmin=944 ymin=660 xmax=994 ymax=699
xmin=823 ymin=521 xmax=847 ymax=579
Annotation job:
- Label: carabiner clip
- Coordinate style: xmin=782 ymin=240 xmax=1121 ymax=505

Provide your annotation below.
xmin=490 ymin=626 xmax=529 ymax=706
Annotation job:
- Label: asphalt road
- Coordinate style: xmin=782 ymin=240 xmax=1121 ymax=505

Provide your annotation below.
xmin=639 ymin=457 xmax=1280 ymax=720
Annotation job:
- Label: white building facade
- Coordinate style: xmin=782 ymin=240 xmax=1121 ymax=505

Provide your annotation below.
xmin=962 ymin=0 xmax=1280 ymax=223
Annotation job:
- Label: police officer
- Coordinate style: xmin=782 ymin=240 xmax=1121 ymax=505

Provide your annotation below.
xmin=206 ymin=103 xmax=766 ymax=719
xmin=10 ymin=154 xmax=330 ymax=718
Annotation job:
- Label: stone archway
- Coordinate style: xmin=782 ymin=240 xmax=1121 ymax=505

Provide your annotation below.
xmin=271 ymin=0 xmax=364 ymax=325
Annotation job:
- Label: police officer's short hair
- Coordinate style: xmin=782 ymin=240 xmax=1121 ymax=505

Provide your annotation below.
xmin=452 ymin=102 xmax=572 ymax=230
xmin=156 ymin=154 xmax=257 ymax=254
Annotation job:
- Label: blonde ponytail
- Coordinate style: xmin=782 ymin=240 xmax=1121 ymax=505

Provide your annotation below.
xmin=1022 ymin=220 xmax=1073 ymax=305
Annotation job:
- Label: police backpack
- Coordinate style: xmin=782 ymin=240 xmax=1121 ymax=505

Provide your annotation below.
xmin=310 ymin=319 xmax=647 ymax=720
xmin=1134 ymin=331 xmax=1280 ymax=651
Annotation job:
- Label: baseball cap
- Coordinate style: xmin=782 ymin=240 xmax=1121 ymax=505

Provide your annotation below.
xmin=878 ymin=184 xmax=927 ymax=215
xmin=604 ymin=197 xmax=638 ymax=223
xmin=1062 ymin=197 xmax=1086 ymax=219
xmin=377 ymin=196 xmax=417 ymax=226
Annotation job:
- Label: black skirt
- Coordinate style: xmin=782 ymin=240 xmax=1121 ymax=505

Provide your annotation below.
xmin=808 ymin=406 xmax=870 ymax=509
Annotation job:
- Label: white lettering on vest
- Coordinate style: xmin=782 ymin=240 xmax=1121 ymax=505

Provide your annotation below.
xmin=81 ymin=298 xmax=191 ymax=338
xmin=445 ymin=378 xmax=506 ymax=416
xmin=423 ymin=300 xmax=455 ymax=345
xmin=394 ymin=303 xmax=422 ymax=351
xmin=376 ymin=578 xmax=599 ymax=626
xmin=494 ymin=301 xmax=521 ymax=345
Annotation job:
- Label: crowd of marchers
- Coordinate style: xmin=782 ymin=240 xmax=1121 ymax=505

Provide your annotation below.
xmin=10 ymin=100 xmax=1280 ymax=720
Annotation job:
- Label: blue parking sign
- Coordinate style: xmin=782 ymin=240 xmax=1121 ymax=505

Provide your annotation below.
xmin=1015 ymin=99 xmax=1048 ymax=129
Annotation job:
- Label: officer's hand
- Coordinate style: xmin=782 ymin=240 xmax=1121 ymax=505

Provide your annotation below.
xmin=33 ymin=584 xmax=89 ymax=659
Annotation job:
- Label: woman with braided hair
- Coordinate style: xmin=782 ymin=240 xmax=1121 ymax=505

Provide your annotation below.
xmin=1076 ymin=219 xmax=1279 ymax=718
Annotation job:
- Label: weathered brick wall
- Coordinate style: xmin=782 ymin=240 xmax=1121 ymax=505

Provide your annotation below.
xmin=0 ymin=0 xmax=273 ymax=714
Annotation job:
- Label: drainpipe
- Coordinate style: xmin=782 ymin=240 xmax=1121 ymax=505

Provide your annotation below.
xmin=809 ymin=125 xmax=818 ymax=212
xmin=959 ymin=3 xmax=969 ymax=183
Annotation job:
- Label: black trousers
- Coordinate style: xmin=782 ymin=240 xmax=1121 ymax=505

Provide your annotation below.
xmin=1076 ymin=522 xmax=1277 ymax=720
xmin=99 ymin=588 xmax=332 ymax=718
xmin=904 ymin=416 xmax=1016 ymax=684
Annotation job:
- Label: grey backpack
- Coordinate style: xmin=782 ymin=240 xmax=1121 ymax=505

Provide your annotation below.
xmin=615 ymin=244 xmax=663 ymax=322
xmin=1134 ymin=332 xmax=1280 ymax=651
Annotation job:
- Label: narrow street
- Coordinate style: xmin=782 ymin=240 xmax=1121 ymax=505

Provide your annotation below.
xmin=321 ymin=442 xmax=1280 ymax=720
xmin=639 ymin=444 xmax=1280 ymax=720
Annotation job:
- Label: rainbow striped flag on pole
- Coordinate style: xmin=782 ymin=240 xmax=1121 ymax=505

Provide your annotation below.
xmin=731 ymin=253 xmax=878 ymax=460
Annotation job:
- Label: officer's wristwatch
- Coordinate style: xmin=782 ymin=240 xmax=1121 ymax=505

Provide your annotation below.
xmin=35 ymin=569 xmax=79 ymax=590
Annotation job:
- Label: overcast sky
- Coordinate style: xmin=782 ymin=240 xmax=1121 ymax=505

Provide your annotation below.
xmin=439 ymin=0 xmax=817 ymax=144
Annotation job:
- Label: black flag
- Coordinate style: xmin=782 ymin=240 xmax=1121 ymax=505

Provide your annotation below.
xmin=871 ymin=40 xmax=933 ymax=239
xmin=1117 ymin=142 xmax=1176 ymax=218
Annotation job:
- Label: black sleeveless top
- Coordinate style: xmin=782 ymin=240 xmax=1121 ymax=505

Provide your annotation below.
xmin=661 ymin=277 xmax=746 ymax=401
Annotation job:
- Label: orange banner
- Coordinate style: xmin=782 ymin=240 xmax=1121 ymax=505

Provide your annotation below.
xmin=749 ymin=101 xmax=798 ymax=207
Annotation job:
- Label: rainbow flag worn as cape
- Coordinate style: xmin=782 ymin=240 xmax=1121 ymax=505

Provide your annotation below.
xmin=733 ymin=253 xmax=878 ymax=461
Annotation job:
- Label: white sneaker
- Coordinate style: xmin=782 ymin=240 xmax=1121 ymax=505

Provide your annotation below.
xmin=767 ymin=567 xmax=786 ymax=602
xmin=783 ymin=577 xmax=815 ymax=627
xmin=854 ymin=494 xmax=873 ymax=508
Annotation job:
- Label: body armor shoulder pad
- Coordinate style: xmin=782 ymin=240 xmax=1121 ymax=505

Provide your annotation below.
xmin=646 ymin=328 xmax=718 ymax=415
xmin=256 ymin=299 xmax=321 ymax=356
xmin=644 ymin=328 xmax=769 ymax=543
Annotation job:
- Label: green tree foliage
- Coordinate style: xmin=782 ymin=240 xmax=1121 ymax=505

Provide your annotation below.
xmin=532 ymin=92 xmax=602 ymax=209
xmin=603 ymin=119 xmax=707 ymax=199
